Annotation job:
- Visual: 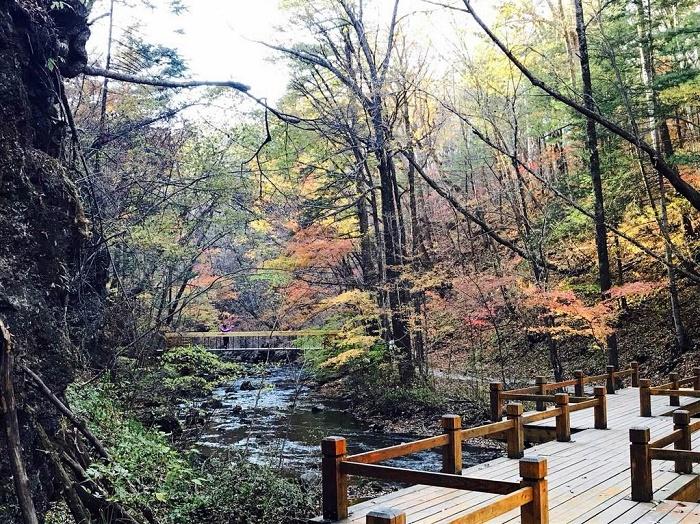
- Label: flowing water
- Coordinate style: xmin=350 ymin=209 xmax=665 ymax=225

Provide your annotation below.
xmin=194 ymin=364 xmax=502 ymax=474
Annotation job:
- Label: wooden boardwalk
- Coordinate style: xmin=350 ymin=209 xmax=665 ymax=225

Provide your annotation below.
xmin=335 ymin=387 xmax=700 ymax=523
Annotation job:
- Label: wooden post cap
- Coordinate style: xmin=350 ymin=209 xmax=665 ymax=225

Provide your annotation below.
xmin=441 ymin=414 xmax=461 ymax=430
xmin=506 ymin=402 xmax=524 ymax=416
xmin=555 ymin=393 xmax=569 ymax=405
xmin=673 ymin=410 xmax=690 ymax=425
xmin=631 ymin=361 xmax=639 ymax=368
xmin=629 ymin=427 xmax=650 ymax=443
xmin=607 ymin=365 xmax=615 ymax=372
xmin=640 ymin=378 xmax=652 ymax=388
xmin=535 ymin=376 xmax=546 ymax=384
xmin=670 ymin=372 xmax=679 ymax=381
xmin=490 ymin=382 xmax=503 ymax=390
xmin=574 ymin=370 xmax=583 ymax=377
xmin=519 ymin=456 xmax=547 ymax=479
xmin=321 ymin=436 xmax=347 ymax=456
xmin=593 ymin=385 xmax=606 ymax=396
xmin=694 ymin=367 xmax=700 ymax=375
xmin=366 ymin=508 xmax=406 ymax=524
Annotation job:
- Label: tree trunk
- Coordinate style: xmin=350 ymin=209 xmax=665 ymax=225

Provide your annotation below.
xmin=634 ymin=0 xmax=690 ymax=355
xmin=573 ymin=0 xmax=619 ymax=369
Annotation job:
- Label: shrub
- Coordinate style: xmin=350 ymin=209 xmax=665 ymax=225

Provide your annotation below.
xmin=162 ymin=345 xmax=241 ymax=396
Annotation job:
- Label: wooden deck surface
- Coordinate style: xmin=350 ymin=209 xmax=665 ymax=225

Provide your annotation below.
xmin=335 ymin=387 xmax=700 ymax=523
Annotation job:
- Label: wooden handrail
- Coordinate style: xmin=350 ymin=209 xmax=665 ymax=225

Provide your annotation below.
xmin=648 ymin=429 xmax=683 ymax=449
xmin=461 ymin=418 xmax=515 ymax=440
xmin=638 ymin=368 xmax=700 ymax=416
xmin=339 ymin=462 xmax=521 ymax=494
xmin=649 ymin=448 xmax=700 ymax=462
xmin=650 ymin=388 xmax=700 ymax=397
xmin=346 ymin=434 xmax=449 ymax=464
xmin=521 ymin=407 xmax=562 ymax=424
xmin=448 ymin=487 xmax=533 ymax=524
xmin=490 ymin=365 xmax=632 ymax=421
xmin=630 ymin=410 xmax=696 ymax=502
xmin=320 ymin=436 xmax=550 ymax=523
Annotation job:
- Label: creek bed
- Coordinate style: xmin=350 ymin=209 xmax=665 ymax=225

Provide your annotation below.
xmin=193 ymin=365 xmax=502 ymax=477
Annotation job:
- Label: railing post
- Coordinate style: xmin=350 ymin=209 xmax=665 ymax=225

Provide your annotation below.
xmin=639 ymin=378 xmax=652 ymax=417
xmin=321 ymin=437 xmax=348 ymax=521
xmin=519 ymin=456 xmax=548 ymax=524
xmin=694 ymin=367 xmax=700 ymax=391
xmin=574 ymin=370 xmax=584 ymax=397
xmin=670 ymin=372 xmax=680 ymax=407
xmin=490 ymin=382 xmax=504 ymax=422
xmin=535 ymin=376 xmax=546 ymax=411
xmin=506 ymin=403 xmax=525 ymax=459
xmin=629 ymin=427 xmax=652 ymax=502
xmin=631 ymin=361 xmax=639 ymax=388
xmin=555 ymin=393 xmax=570 ymax=442
xmin=606 ymin=365 xmax=616 ymax=394
xmin=441 ymin=414 xmax=462 ymax=474
xmin=673 ymin=410 xmax=692 ymax=474
xmin=366 ymin=508 xmax=406 ymax=524
xmin=594 ymin=386 xmax=607 ymax=430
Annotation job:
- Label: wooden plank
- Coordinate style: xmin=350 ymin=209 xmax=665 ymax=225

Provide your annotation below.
xmin=652 ymin=389 xmax=700 ymax=398
xmin=346 ymin=434 xmax=449 ymax=464
xmin=521 ymin=408 xmax=562 ymax=424
xmin=460 ymin=419 xmax=514 ymax=440
xmin=339 ymin=462 xmax=521 ymax=494
xmin=650 ymin=449 xmax=700 ymax=463
xmin=500 ymin=393 xmax=557 ymax=402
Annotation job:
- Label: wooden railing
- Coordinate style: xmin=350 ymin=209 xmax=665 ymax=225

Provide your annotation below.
xmin=638 ymin=368 xmax=700 ymax=417
xmin=318 ymin=434 xmax=548 ymax=523
xmin=490 ymin=363 xmax=638 ymax=422
xmin=629 ymin=410 xmax=700 ymax=501
xmin=316 ymin=394 xmax=607 ymax=523
xmin=164 ymin=329 xmax=337 ymax=351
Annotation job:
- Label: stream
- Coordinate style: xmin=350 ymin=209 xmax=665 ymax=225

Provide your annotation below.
xmin=193 ymin=364 xmax=502 ymax=476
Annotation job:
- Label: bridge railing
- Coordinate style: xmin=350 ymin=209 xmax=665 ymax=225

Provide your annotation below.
xmin=315 ymin=394 xmax=607 ymax=523
xmin=490 ymin=363 xmax=638 ymax=421
xmin=629 ymin=410 xmax=700 ymax=502
xmin=638 ymin=368 xmax=700 ymax=416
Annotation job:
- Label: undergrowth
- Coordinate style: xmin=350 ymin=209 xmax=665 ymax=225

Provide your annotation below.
xmin=61 ymin=348 xmax=316 ymax=524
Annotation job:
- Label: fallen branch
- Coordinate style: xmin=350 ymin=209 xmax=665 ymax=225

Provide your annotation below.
xmin=21 ymin=365 xmax=111 ymax=461
xmin=34 ymin=421 xmax=90 ymax=524
xmin=0 ymin=322 xmax=39 ymax=524
xmin=61 ymin=450 xmax=146 ymax=524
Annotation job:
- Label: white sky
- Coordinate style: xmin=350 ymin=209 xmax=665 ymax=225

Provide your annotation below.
xmin=87 ymin=0 xmax=495 ymax=105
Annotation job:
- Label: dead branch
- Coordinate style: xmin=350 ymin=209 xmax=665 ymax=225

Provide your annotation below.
xmin=0 ymin=322 xmax=39 ymax=524
xmin=34 ymin=421 xmax=90 ymax=524
xmin=82 ymin=65 xmax=303 ymax=124
xmin=21 ymin=365 xmax=111 ymax=461
xmin=83 ymin=64 xmax=250 ymax=92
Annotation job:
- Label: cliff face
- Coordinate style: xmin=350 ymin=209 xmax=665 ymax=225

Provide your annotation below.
xmin=0 ymin=0 xmax=96 ymax=519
